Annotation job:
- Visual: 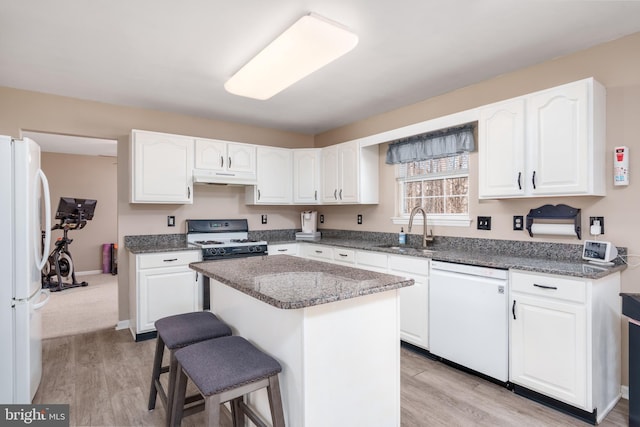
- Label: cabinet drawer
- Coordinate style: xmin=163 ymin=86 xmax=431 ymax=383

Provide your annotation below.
xmin=333 ymin=248 xmax=355 ymax=263
xmin=305 ymin=245 xmax=333 ymax=260
xmin=268 ymin=243 xmax=298 ymax=256
xmin=356 ymin=251 xmax=388 ymax=271
xmin=511 ymin=271 xmax=586 ymax=303
xmin=389 ymin=255 xmax=430 ymax=276
xmin=138 ymin=250 xmax=201 ymax=269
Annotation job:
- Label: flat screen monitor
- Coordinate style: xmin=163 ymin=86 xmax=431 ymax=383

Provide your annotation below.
xmin=55 ymin=197 xmax=97 ymax=220
xmin=582 ymin=240 xmax=618 ymax=265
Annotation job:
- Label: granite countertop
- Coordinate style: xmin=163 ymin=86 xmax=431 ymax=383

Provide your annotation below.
xmin=269 ymin=237 xmax=626 ymax=280
xmin=124 ymin=234 xmax=198 ymax=254
xmin=190 ymin=255 xmax=414 ymax=310
xmin=124 ymin=232 xmax=626 ymax=280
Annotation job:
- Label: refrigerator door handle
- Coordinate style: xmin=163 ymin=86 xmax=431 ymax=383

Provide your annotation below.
xmin=32 ymin=289 xmax=50 ymax=310
xmin=35 ymin=169 xmax=51 ymax=271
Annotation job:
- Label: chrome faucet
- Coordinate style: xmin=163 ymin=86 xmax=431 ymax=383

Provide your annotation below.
xmin=408 ymin=206 xmax=434 ymax=247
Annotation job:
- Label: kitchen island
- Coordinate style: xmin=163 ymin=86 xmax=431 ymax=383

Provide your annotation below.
xmin=189 ymin=255 xmax=414 ymax=427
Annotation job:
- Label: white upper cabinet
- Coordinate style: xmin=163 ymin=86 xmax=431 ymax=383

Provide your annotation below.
xmin=130 ymin=130 xmax=194 ymax=204
xmin=321 ymin=141 xmax=378 ymax=204
xmin=246 ymin=146 xmax=293 ymax=204
xmin=478 ymin=78 xmax=606 ymax=199
xmin=194 ymin=138 xmax=256 ymax=185
xmin=293 ymin=149 xmax=321 ymax=204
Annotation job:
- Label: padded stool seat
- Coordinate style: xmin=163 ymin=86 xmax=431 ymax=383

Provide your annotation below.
xmin=171 ymin=336 xmax=285 ymax=427
xmin=148 ymin=311 xmax=232 ymax=426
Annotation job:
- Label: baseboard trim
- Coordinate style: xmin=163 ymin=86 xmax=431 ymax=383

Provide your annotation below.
xmin=115 ymin=320 xmax=130 ymax=330
xmin=622 ymin=385 xmax=629 ymax=400
xmin=75 ymin=270 xmax=104 ymax=276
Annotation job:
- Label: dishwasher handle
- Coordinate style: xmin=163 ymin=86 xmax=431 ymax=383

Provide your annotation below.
xmin=512 ymin=299 xmax=517 ymax=320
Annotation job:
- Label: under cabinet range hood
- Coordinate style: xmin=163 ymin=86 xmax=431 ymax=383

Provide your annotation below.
xmin=193 ymin=168 xmax=257 ymax=185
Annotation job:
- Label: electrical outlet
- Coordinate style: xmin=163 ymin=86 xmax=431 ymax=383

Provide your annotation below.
xmin=261 ymin=214 xmax=267 ymax=224
xmin=513 ymin=215 xmax=524 ymax=230
xmin=589 ymin=216 xmax=604 ymax=234
xmin=319 ymin=214 xmax=324 ymax=224
xmin=357 ymin=214 xmax=363 ymax=224
xmin=167 ymin=216 xmax=175 ymax=227
xmin=477 ymin=216 xmax=491 ymax=230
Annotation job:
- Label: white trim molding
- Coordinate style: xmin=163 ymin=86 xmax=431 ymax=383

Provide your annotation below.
xmin=391 ymin=216 xmax=472 ymax=227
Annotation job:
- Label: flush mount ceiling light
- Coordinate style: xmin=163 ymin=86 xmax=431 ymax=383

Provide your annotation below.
xmin=224 ymin=13 xmax=359 ymax=100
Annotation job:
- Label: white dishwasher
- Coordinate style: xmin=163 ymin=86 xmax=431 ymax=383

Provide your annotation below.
xmin=429 ymin=260 xmax=509 ymax=382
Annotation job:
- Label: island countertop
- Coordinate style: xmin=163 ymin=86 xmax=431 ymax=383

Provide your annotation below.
xmin=190 ymin=255 xmax=414 ymax=310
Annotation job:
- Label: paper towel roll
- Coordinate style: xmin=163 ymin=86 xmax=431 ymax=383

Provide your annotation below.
xmin=530 ymin=223 xmax=576 ymax=236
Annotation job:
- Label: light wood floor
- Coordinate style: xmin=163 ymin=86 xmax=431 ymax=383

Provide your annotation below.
xmin=34 ymin=328 xmax=629 ymax=426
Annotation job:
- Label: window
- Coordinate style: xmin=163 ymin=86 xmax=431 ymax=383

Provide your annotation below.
xmin=395 ymin=152 xmax=470 ymax=226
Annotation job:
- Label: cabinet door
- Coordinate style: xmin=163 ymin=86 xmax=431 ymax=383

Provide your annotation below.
xmin=131 ymin=131 xmax=193 ymax=203
xmin=293 ymin=149 xmax=321 ymax=204
xmin=194 ymin=138 xmax=226 ymax=171
xmin=478 ymin=98 xmax=526 ymax=198
xmin=528 ymin=81 xmax=589 ymax=196
xmin=338 ymin=142 xmax=359 ymax=202
xmin=255 ymin=146 xmax=292 ymax=204
xmin=390 ymin=255 xmax=429 ymax=350
xmin=510 ymin=293 xmax=588 ymax=409
xmin=227 ymin=142 xmax=256 ymax=174
xmin=138 ymin=267 xmax=198 ymax=332
xmin=321 ymin=145 xmax=339 ymax=203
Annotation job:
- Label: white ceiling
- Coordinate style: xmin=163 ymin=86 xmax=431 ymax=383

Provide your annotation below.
xmin=2 ymin=1 xmax=640 ymax=138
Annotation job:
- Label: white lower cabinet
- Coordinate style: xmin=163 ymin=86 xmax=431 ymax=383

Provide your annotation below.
xmin=129 ymin=250 xmax=202 ymax=340
xmin=509 ymin=270 xmax=621 ymax=422
xmin=356 ymin=250 xmax=389 ymax=273
xmin=389 ymin=255 xmax=430 ymax=350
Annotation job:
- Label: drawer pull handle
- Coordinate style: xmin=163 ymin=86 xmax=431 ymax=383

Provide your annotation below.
xmin=338 ymin=253 xmax=348 ymax=257
xmin=533 ymin=283 xmax=557 ymax=290
xmin=277 ymin=249 xmax=288 ymax=252
xmin=512 ymin=300 xmax=517 ymax=320
xmin=315 ymin=250 xmax=323 ymax=254
xmin=163 ymin=258 xmax=178 ymax=262
xmin=517 ymin=172 xmax=522 ymax=190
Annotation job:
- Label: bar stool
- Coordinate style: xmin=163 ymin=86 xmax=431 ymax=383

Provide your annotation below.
xmin=171 ymin=335 xmax=285 ymax=427
xmin=148 ymin=311 xmax=232 ymax=424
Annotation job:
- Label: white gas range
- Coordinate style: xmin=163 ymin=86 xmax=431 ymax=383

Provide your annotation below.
xmin=186 ymin=219 xmax=268 ymax=260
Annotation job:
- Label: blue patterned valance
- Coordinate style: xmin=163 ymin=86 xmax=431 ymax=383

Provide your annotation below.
xmin=385 ymin=123 xmax=475 ymax=164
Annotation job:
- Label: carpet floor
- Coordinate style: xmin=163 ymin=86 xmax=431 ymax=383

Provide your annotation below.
xmin=41 ymin=273 xmax=118 ymax=339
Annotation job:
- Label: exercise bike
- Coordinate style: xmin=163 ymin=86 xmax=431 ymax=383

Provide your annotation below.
xmin=42 ymin=197 xmax=97 ymax=292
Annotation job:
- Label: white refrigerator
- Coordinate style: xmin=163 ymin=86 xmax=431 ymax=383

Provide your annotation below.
xmin=0 ymin=136 xmax=52 ymax=403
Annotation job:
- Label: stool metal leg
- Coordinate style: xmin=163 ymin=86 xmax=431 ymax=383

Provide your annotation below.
xmin=148 ymin=335 xmax=165 ymax=410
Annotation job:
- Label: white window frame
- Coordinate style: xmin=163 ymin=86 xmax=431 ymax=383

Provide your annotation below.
xmin=392 ymin=154 xmax=471 ymax=227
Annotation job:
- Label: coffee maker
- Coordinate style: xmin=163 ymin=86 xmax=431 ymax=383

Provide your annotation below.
xmin=296 ymin=211 xmax=321 ymax=241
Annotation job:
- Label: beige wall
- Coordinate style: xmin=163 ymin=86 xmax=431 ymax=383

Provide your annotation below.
xmin=1 ymin=31 xmax=638 ymax=384
xmin=41 ymin=152 xmax=118 ymax=273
